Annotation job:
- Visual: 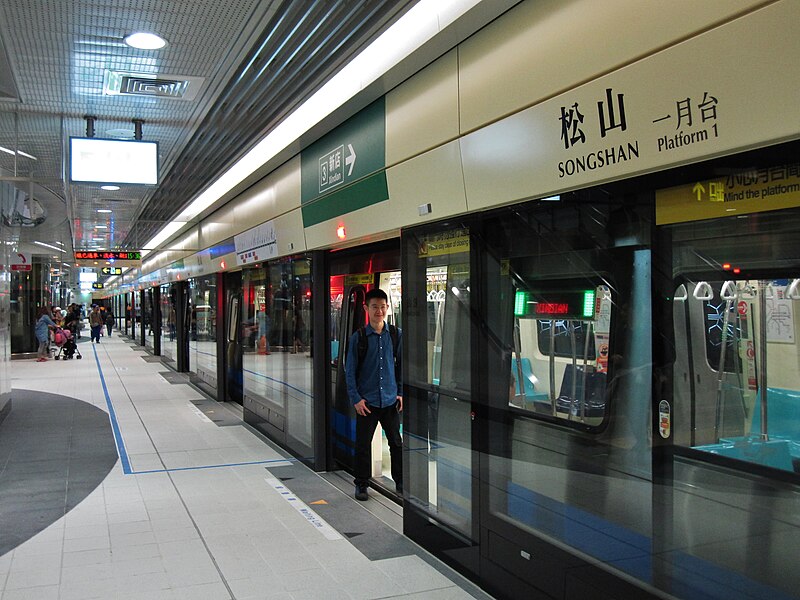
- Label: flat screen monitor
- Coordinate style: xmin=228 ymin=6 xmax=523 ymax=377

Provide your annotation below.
xmin=69 ymin=137 xmax=158 ymax=185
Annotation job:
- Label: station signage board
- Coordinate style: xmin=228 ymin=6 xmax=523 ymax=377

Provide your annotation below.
xmin=92 ymin=282 xmax=104 ymax=290
xmin=300 ymin=98 xmax=387 ymax=227
xmin=101 ymin=266 xmax=123 ymax=275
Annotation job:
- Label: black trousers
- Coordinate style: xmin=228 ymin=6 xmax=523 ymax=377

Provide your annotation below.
xmin=354 ymin=403 xmax=402 ymax=487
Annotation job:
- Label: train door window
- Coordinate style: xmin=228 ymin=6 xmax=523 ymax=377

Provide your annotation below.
xmin=160 ymin=284 xmax=177 ymax=364
xmin=674 ymin=275 xmax=800 ymax=473
xmin=512 ymin=283 xmax=612 ymax=426
xmin=188 ymin=275 xmax=217 ymax=392
xmin=403 ymin=227 xmax=473 ymax=537
xmin=242 ymin=257 xmax=314 ymax=455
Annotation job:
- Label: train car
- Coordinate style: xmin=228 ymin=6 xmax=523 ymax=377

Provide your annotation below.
xmin=108 ymin=1 xmax=800 ymax=598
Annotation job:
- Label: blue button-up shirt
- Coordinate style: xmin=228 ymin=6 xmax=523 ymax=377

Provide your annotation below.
xmin=345 ymin=322 xmax=402 ymax=408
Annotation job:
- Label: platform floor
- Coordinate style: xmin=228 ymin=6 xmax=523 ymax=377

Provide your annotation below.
xmin=1 ymin=334 xmax=490 ymax=600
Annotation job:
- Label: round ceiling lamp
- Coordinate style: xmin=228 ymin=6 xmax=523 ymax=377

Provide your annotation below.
xmin=124 ymin=32 xmax=167 ymax=50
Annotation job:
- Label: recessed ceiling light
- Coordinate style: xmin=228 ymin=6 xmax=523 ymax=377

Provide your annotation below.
xmin=124 ymin=32 xmax=167 ymax=50
xmin=101 ymin=185 xmax=120 ymax=191
xmin=97 ymin=209 xmax=113 ymax=214
xmin=95 ymin=225 xmax=108 ymax=229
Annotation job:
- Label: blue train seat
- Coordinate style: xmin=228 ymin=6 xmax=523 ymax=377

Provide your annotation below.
xmin=510 ymin=358 xmax=549 ymax=406
xmin=696 ymin=387 xmax=799 ymax=472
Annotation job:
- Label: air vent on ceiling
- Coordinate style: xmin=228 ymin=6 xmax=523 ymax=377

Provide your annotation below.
xmin=103 ymin=71 xmax=204 ymax=101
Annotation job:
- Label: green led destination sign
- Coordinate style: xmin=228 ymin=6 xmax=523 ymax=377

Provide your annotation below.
xmin=514 ymin=289 xmax=596 ymax=320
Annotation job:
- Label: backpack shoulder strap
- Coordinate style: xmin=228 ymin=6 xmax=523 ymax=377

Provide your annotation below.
xmin=356 ymin=326 xmax=368 ymax=368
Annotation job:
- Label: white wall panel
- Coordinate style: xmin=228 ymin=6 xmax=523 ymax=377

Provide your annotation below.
xmin=461 ymin=1 xmax=800 ymax=212
xmin=386 ymin=140 xmax=467 ymax=226
xmin=386 ymin=50 xmax=460 ymax=165
xmin=459 ymin=0 xmax=766 ymax=133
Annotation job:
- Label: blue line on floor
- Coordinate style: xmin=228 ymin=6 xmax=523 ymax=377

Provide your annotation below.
xmin=92 ymin=343 xmax=133 ymax=474
xmin=133 ymin=457 xmax=301 ymax=475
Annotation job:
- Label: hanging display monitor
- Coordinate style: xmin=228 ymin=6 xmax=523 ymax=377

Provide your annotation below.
xmin=69 ymin=137 xmax=158 ymax=185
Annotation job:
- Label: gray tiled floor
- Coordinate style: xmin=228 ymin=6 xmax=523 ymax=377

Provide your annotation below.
xmin=2 ymin=335 xmax=488 ymax=600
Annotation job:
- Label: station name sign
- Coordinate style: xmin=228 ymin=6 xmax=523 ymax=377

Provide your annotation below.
xmin=75 ymin=251 xmax=142 ymax=261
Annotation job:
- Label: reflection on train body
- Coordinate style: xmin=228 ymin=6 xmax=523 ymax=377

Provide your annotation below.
xmin=241 ymin=258 xmax=314 ymax=457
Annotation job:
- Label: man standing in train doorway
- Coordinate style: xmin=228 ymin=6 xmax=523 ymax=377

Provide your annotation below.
xmin=345 ymin=288 xmax=403 ymax=501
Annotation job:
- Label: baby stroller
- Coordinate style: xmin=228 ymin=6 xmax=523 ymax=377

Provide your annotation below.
xmin=53 ymin=324 xmax=82 ymax=360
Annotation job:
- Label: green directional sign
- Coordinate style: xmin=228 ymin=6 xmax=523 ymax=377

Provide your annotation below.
xmin=301 ymin=98 xmax=387 ymax=227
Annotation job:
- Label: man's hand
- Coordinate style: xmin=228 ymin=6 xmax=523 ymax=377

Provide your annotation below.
xmin=354 ymin=399 xmax=371 ymax=416
xmin=396 ymin=396 xmax=403 ymax=413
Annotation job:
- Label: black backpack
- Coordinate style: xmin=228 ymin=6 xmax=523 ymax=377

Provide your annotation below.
xmin=356 ymin=323 xmax=400 ymax=383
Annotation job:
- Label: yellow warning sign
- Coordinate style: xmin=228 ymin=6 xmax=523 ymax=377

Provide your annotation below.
xmin=344 ymin=273 xmax=374 ymax=286
xmin=656 ymin=164 xmax=800 ymax=225
xmin=418 ymin=229 xmax=470 ymax=257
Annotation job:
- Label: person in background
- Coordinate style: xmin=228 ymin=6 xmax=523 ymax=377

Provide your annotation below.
xmin=89 ymin=304 xmax=103 ymax=343
xmin=52 ymin=307 xmax=63 ymax=327
xmin=105 ymin=308 xmax=115 ymax=337
xmin=35 ymin=306 xmax=56 ymax=362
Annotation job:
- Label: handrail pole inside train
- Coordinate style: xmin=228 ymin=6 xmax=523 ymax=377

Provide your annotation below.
xmin=548 ymin=319 xmax=556 ymax=416
xmin=714 ymin=290 xmax=732 ymax=442
xmin=580 ymin=320 xmax=592 ymax=422
xmin=759 ymin=280 xmax=769 ymax=441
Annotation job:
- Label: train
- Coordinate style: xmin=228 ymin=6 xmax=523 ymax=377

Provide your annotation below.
xmin=105 ymin=2 xmax=800 ymax=599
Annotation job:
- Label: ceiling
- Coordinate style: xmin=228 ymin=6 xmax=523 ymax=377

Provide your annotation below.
xmin=0 ymin=0 xmax=419 ymax=271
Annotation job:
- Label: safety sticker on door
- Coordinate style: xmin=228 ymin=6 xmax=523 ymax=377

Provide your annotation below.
xmin=658 ymin=400 xmax=671 ymax=439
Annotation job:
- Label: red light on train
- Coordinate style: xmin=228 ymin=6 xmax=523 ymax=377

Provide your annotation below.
xmin=733 ymin=267 xmax=741 ymax=274
xmin=336 ymin=225 xmax=346 ymax=240
xmin=722 ymin=263 xmax=731 ymax=270
xmin=220 ymin=260 xmax=226 ymax=270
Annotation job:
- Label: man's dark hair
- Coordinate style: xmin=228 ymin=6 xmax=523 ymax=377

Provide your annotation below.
xmin=364 ymin=288 xmax=388 ymax=304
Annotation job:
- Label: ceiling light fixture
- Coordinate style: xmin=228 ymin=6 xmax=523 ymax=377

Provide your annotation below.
xmin=95 ymin=225 xmax=108 ymax=229
xmin=124 ymin=32 xmax=167 ymax=50
xmin=0 ymin=145 xmax=15 ymax=156
xmin=144 ymin=0 xmax=478 ymax=254
xmin=17 ymin=150 xmax=37 ymax=160
xmin=34 ymin=241 xmax=66 ymax=253
xmin=101 ymin=185 xmax=120 ymax=191
xmin=97 ymin=209 xmax=113 ymax=213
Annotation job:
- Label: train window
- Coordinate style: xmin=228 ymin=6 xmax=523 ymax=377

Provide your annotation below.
xmin=511 ymin=283 xmax=612 ymax=426
xmin=674 ymin=276 xmax=800 ymax=472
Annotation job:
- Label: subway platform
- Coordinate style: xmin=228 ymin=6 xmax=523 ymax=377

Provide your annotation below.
xmin=0 ymin=333 xmax=491 ymax=600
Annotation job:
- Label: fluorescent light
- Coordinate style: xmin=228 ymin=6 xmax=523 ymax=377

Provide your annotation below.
xmin=142 ymin=221 xmax=187 ymax=251
xmin=124 ymin=32 xmax=166 ymax=50
xmin=0 ymin=145 xmax=14 ymax=156
xmin=95 ymin=225 xmax=108 ymax=229
xmin=34 ymin=241 xmax=66 ymax=253
xmin=97 ymin=209 xmax=113 ymax=213
xmin=101 ymin=185 xmax=120 ymax=191
xmin=17 ymin=150 xmax=37 ymax=160
xmin=171 ymin=0 xmax=478 ymax=227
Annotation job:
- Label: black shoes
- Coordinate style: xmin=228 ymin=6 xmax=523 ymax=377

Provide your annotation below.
xmin=355 ymin=483 xmax=368 ymax=501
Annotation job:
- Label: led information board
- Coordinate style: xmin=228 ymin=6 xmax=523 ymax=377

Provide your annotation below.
xmin=75 ymin=251 xmax=141 ymax=261
xmin=514 ymin=289 xmax=596 ymax=320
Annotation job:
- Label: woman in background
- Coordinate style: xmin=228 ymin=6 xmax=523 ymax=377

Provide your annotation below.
xmin=35 ymin=306 xmax=56 ymax=362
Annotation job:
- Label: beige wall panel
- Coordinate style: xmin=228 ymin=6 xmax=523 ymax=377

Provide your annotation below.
xmin=233 ymin=176 xmax=277 ymax=228
xmin=461 ymin=1 xmax=800 ymax=212
xmin=459 ymin=0 xmax=767 ymax=132
xmin=386 ymin=50 xmax=460 ymax=165
xmin=273 ymin=156 xmax=302 ymax=214
xmin=304 ymin=199 xmax=399 ymax=251
xmin=199 ymin=203 xmax=236 ymax=249
xmin=274 ymin=208 xmax=307 ymax=257
xmin=386 ymin=140 xmax=468 ymax=227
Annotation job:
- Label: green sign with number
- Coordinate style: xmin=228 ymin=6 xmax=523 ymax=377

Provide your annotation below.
xmin=300 ymin=98 xmax=387 ymax=227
